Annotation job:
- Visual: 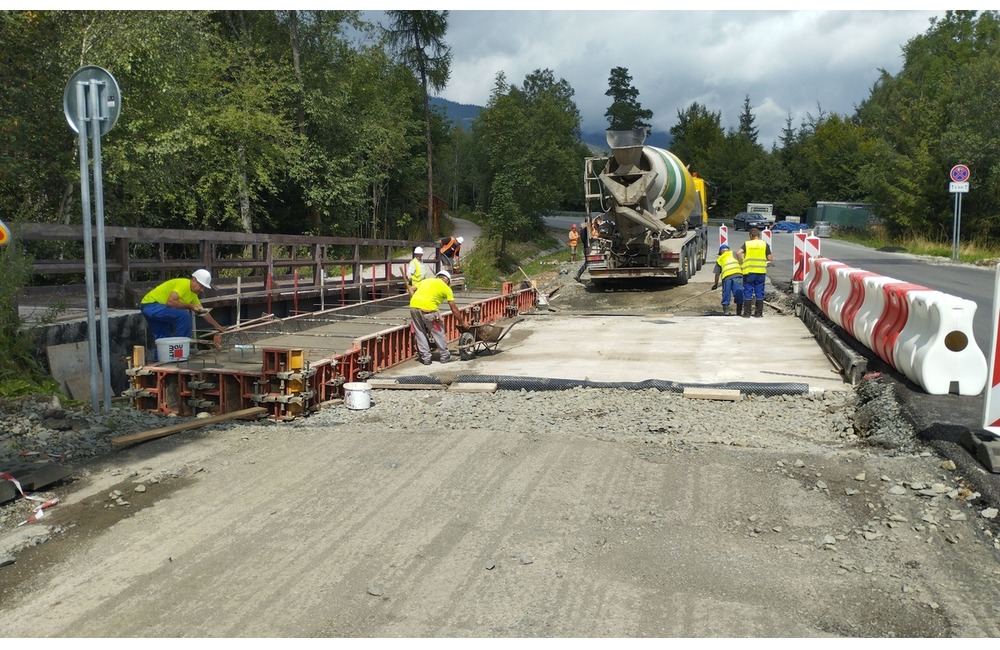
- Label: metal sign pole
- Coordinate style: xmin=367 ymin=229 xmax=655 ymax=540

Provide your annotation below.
xmin=64 ymin=66 xmax=121 ymax=412
xmin=952 ymin=191 xmax=960 ymax=261
xmin=956 ymin=193 xmax=963 ymax=261
xmin=87 ymin=79 xmax=113 ymax=412
xmin=949 ymin=164 xmax=970 ymax=262
xmin=75 ymin=82 xmax=100 ymax=413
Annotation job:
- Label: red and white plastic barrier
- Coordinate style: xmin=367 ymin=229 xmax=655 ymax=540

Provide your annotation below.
xmin=840 ymin=270 xmax=881 ymax=339
xmin=983 ymin=264 xmax=1000 ymax=432
xmin=803 ymin=257 xmax=986 ymax=396
xmin=894 ymin=291 xmax=983 ymax=395
xmin=762 ymin=228 xmax=772 ymax=249
xmin=854 ymin=275 xmax=900 ymax=351
xmin=827 ymin=267 xmax=874 ymax=330
xmin=794 ymin=234 xmax=821 ymax=291
xmin=793 ymin=233 xmax=807 ymax=282
xmin=719 ymin=225 xmax=728 ymax=249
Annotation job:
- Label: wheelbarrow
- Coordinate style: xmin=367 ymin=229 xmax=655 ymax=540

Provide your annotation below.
xmin=457 ymin=318 xmax=523 ymax=360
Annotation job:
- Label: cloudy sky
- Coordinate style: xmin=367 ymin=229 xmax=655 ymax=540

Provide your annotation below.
xmin=366 ymin=9 xmax=944 ymax=148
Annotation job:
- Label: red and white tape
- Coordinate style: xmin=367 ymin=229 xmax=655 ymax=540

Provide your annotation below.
xmin=1 ymin=472 xmax=60 ymax=526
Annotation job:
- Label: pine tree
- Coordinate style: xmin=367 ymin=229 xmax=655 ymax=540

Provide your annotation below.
xmin=385 ymin=10 xmax=452 ymax=234
xmin=604 ymin=66 xmax=653 ymax=133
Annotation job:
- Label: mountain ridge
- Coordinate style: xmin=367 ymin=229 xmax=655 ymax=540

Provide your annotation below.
xmin=431 ymin=96 xmax=672 ymax=151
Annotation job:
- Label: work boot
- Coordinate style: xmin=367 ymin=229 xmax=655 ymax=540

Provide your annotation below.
xmin=754 ymin=300 xmax=764 ymax=318
xmin=742 ymin=299 xmax=753 ymax=318
xmin=736 ymin=302 xmax=743 ymax=317
xmin=722 ymin=304 xmax=731 ymax=316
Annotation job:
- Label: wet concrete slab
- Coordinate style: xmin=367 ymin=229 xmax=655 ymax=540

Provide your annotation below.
xmin=375 ymin=311 xmax=852 ymax=393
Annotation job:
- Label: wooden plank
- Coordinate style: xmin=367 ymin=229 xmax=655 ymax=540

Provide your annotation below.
xmin=111 ymin=407 xmax=267 ymax=447
xmin=683 ymin=387 xmax=742 ymax=402
xmin=449 ymin=383 xmax=498 ymax=393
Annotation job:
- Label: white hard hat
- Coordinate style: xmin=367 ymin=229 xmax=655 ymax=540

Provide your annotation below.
xmin=457 ymin=236 xmax=464 ymax=244
xmin=414 ymin=246 xmax=424 ymax=255
xmin=436 ymin=269 xmax=451 ymax=280
xmin=192 ymin=269 xmax=212 ymax=289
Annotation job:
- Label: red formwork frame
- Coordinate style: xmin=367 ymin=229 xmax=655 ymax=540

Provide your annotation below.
xmin=128 ymin=287 xmax=537 ymax=418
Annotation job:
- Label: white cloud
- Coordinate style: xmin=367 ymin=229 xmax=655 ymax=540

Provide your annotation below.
xmin=411 ymin=9 xmax=941 ymax=146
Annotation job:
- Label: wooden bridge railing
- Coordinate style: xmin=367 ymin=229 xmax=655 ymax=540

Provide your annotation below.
xmin=14 ymin=223 xmax=434 ymax=309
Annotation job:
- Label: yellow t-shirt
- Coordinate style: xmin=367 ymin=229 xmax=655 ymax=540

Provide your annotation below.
xmin=141 ymin=278 xmax=200 ymax=307
xmin=409 ymin=277 xmax=454 ymax=311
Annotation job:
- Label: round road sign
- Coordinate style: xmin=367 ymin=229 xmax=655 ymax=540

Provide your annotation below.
xmin=950 ymin=164 xmax=970 ymax=183
xmin=63 ymin=65 xmax=122 ymax=136
xmin=0 ymin=218 xmax=10 ymax=246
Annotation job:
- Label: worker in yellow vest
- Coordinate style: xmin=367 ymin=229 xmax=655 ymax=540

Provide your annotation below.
xmin=736 ymin=228 xmax=773 ymax=318
xmin=409 ymin=269 xmax=469 ymax=365
xmin=710 ymin=244 xmax=745 ymax=316
xmin=406 ymin=246 xmax=425 ymax=295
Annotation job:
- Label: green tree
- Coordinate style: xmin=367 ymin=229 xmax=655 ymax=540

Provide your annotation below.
xmin=475 ymin=69 xmax=585 ymax=251
xmin=384 ymin=10 xmax=452 ymax=234
xmin=857 ymin=10 xmax=999 ymax=239
xmin=708 ymin=130 xmax=771 ymax=217
xmin=800 ymin=114 xmax=869 ymax=203
xmin=773 ymin=113 xmax=812 ymax=217
xmin=669 ymin=102 xmax=725 ymax=175
xmin=737 ymin=95 xmax=759 ymax=146
xmin=604 ymin=66 xmax=652 ymax=133
xmin=285 ymin=12 xmax=423 ymax=237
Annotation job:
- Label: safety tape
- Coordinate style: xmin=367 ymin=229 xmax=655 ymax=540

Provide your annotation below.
xmin=1 ymin=472 xmax=61 ymax=526
xmin=17 ymin=450 xmax=67 ymax=462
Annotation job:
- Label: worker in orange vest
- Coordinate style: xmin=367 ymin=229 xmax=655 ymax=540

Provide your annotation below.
xmin=568 ymin=224 xmax=580 ymax=261
xmin=438 ymin=236 xmax=463 ymax=271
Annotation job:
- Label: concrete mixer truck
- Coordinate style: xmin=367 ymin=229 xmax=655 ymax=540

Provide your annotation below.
xmin=582 ymin=129 xmax=710 ymax=285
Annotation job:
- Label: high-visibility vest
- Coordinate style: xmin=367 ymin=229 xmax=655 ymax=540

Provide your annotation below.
xmin=718 ymin=250 xmax=742 ymax=280
xmin=742 ymin=239 xmax=768 ymax=275
xmin=440 ymin=237 xmax=458 ymax=255
xmin=408 ymin=259 xmax=423 ymax=285
xmin=409 ymin=277 xmax=454 ymax=311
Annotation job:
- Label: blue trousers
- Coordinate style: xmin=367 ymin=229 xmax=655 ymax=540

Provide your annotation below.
xmin=141 ymin=303 xmax=193 ymax=340
xmin=721 ymin=276 xmax=744 ymax=307
xmin=743 ymin=273 xmax=766 ymax=301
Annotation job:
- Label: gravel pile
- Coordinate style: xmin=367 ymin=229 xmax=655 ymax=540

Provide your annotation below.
xmin=1 ymin=377 xmax=909 ymax=470
xmin=4 ymin=373 xmax=999 ymax=555
xmin=296 ymin=376 xmax=904 ymax=454
xmin=0 ymin=395 xmax=171 ymax=466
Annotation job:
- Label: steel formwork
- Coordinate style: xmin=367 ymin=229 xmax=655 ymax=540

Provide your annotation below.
xmin=125 ymin=287 xmax=537 ymax=418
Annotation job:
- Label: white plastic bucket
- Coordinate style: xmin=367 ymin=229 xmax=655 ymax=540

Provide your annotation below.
xmin=156 ymin=336 xmax=191 ymax=363
xmin=344 ymin=382 xmax=372 ymax=410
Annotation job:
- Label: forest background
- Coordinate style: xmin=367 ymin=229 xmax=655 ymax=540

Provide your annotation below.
xmin=1 ymin=10 xmax=999 ymax=254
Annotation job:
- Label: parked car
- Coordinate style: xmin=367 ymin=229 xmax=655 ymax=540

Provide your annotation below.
xmin=732 ymin=211 xmax=771 ymax=231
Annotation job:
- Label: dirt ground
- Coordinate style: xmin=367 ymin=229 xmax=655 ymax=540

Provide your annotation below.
xmin=3 ymin=266 xmax=1000 ymax=638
